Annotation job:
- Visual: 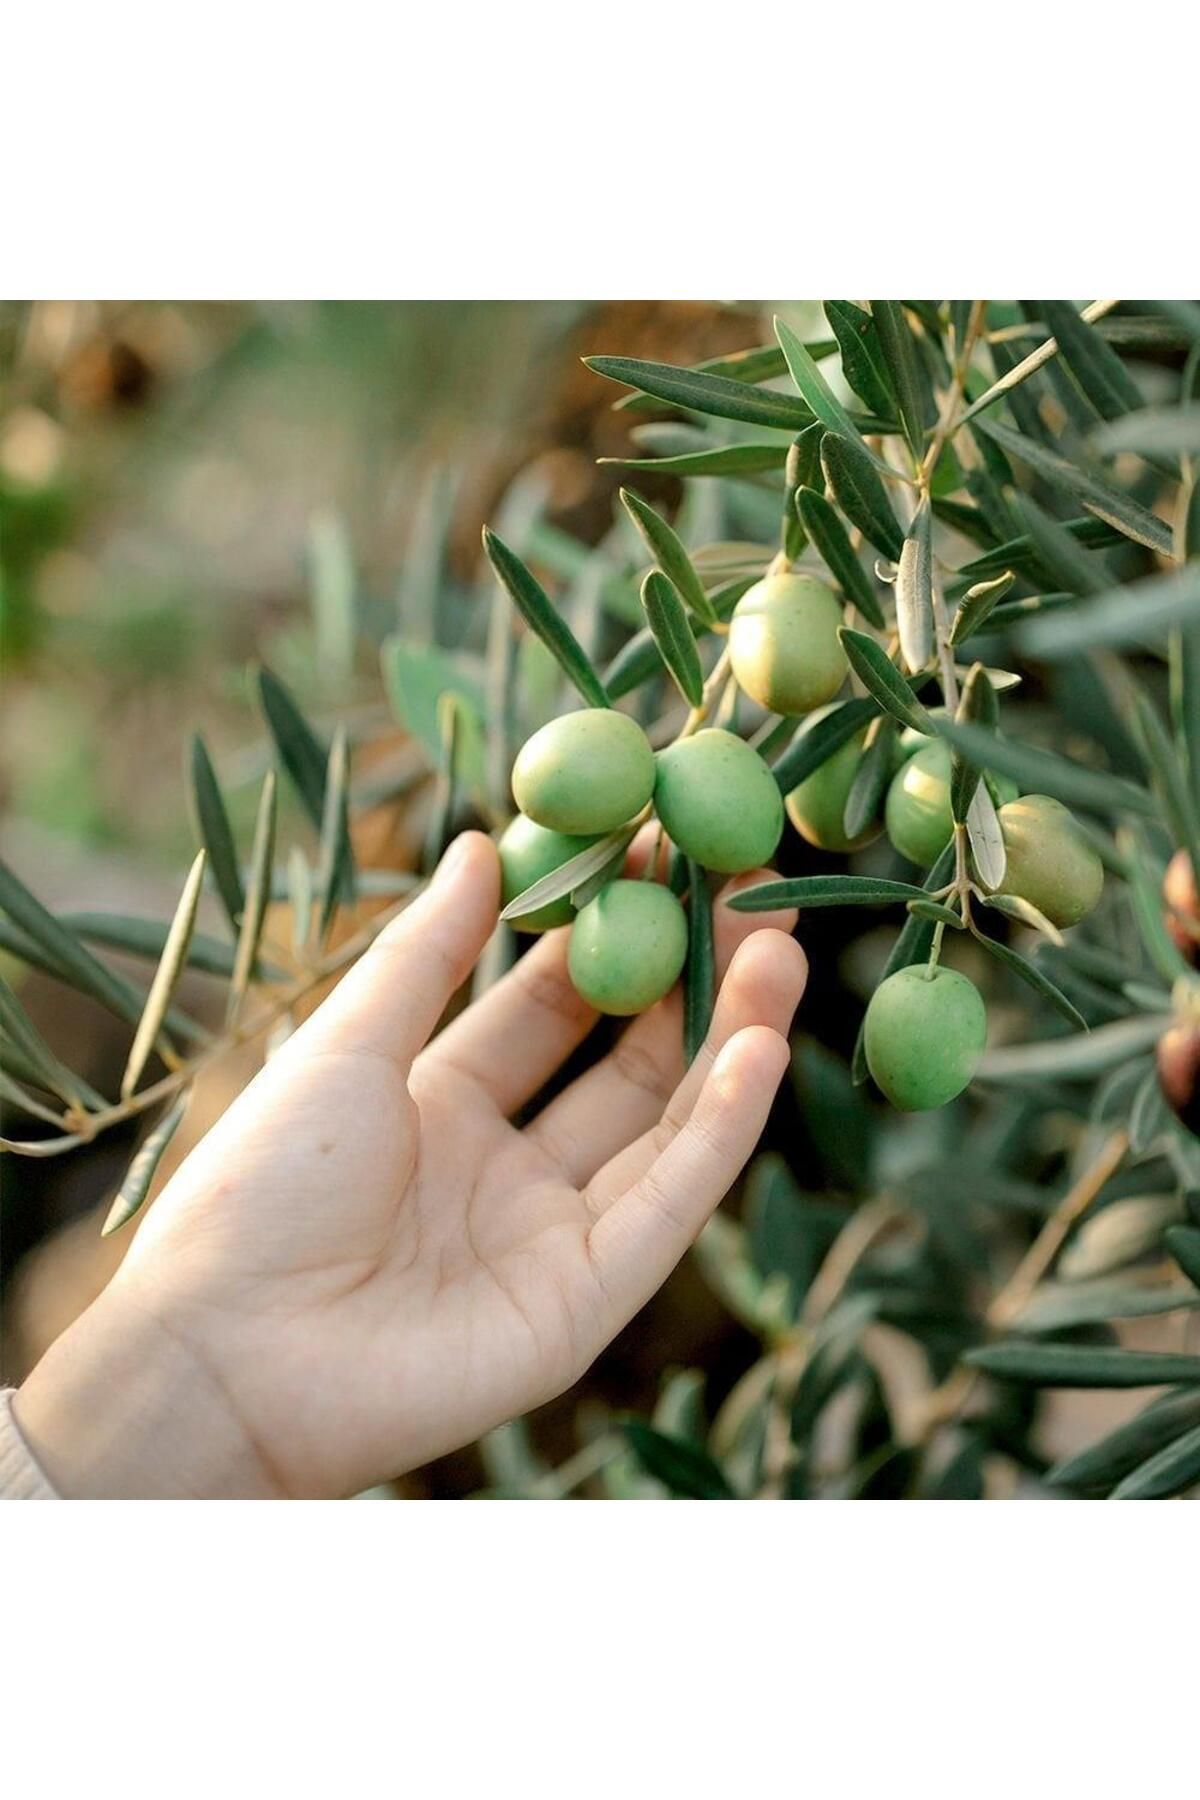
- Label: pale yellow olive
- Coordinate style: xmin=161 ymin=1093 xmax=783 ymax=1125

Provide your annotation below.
xmin=988 ymin=793 xmax=1104 ymax=928
xmin=512 ymin=708 xmax=654 ymax=835
xmin=728 ymin=573 xmax=847 ymax=717
xmin=567 ymin=880 xmax=688 ymax=1015
xmin=784 ymin=706 xmax=882 ymax=853
xmin=498 ymin=815 xmax=600 ymax=933
xmin=653 ymin=729 xmax=784 ymax=873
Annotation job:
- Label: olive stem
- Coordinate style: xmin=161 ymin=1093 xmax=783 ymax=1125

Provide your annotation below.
xmin=680 ymin=645 xmax=732 ymax=740
xmin=988 ymin=1128 xmax=1130 ymax=1329
xmin=927 ymin=920 xmax=946 ymax=973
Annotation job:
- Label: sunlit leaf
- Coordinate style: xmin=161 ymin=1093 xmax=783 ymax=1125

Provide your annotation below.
xmin=120 ymin=850 xmax=207 ymax=1100
xmin=639 ymin=571 xmax=703 ymax=708
xmin=729 ymin=875 xmax=929 ymax=913
xmin=101 ymin=1091 xmax=190 ymax=1237
xmin=773 ymin=318 xmax=894 ymax=476
xmin=500 ymin=822 xmax=641 ymax=923
xmin=619 ymin=488 xmax=716 ymax=626
xmin=482 ymin=528 xmax=610 ymax=709
xmin=839 ymin=627 xmax=935 ymax=734
xmin=586 ymin=353 xmax=815 ymax=431
xmin=599 ymin=442 xmax=787 ymax=479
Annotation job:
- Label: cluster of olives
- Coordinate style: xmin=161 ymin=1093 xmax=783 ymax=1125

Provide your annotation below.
xmin=496 ymin=568 xmax=1106 ymax=1112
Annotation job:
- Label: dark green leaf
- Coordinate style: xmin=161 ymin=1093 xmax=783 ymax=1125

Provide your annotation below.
xmin=948 ymin=572 xmax=1016 ymax=647
xmin=1166 ymin=1224 xmax=1200 ymax=1290
xmin=684 ymin=862 xmax=714 ymax=1064
xmin=1014 ymin=492 xmax=1107 ymax=597
xmin=1038 ymin=300 xmax=1144 ymax=422
xmin=781 ymin=423 xmax=824 ymax=561
xmin=599 ymin=442 xmax=787 ymax=479
xmin=974 ymin=416 xmax=1174 ymax=555
xmin=965 ymin=1342 xmax=1200 ymax=1387
xmin=1048 ymin=1388 xmax=1200 ymax=1492
xmin=825 ymin=301 xmax=895 ymax=418
xmin=621 ymin=1421 xmax=734 ymax=1499
xmin=100 ymin=1092 xmax=190 ymax=1237
xmin=773 ymin=318 xmax=894 ymax=476
xmin=188 ymin=735 xmax=244 ymax=936
xmin=61 ymin=912 xmax=285 ymax=983
xmin=819 ymin=431 xmax=905 ymax=562
xmin=906 ymin=899 xmax=962 ymax=927
xmin=870 ymin=301 xmax=934 ymax=458
xmin=839 ymin=627 xmax=936 ymax=734
xmin=972 ymin=931 xmax=1087 ymax=1031
xmin=610 ymin=343 xmax=795 ymax=413
xmin=1132 ymin=692 xmax=1200 ymax=875
xmin=315 ymin=724 xmax=355 ymax=940
xmin=482 ymin=527 xmax=610 ymax=708
xmin=936 ymin=719 xmax=1156 ymax=817
xmin=0 ymin=856 xmax=160 ymax=1037
xmin=0 ymin=970 xmax=93 ymax=1112
xmin=585 ymin=353 xmax=814 ymax=431
xmin=639 ymin=571 xmax=705 ymax=708
xmin=728 ymin=875 xmax=929 ymax=914
xmin=950 ymin=662 xmax=998 ymax=822
xmin=1111 ymin=1419 xmax=1200 ymax=1499
xmin=795 ymin=487 xmax=885 ymax=626
xmin=843 ymin=718 xmax=896 ymax=841
xmin=959 ymin=300 xmax=1120 ymax=427
xmin=770 ymin=696 xmax=879 ymax=795
xmin=258 ymin=666 xmax=328 ymax=829
xmin=602 ymin=576 xmax=752 ymax=701
xmin=619 ymin=488 xmax=716 ymax=627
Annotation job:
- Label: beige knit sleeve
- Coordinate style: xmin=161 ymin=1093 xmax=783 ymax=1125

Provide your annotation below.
xmin=0 ymin=1388 xmax=59 ymax=1499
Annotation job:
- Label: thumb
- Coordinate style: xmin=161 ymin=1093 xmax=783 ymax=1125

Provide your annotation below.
xmin=292 ymin=832 xmax=501 ymax=1071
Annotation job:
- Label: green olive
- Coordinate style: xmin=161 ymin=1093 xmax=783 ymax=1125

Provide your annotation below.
xmin=884 ymin=740 xmax=1017 ymax=867
xmin=864 ymin=964 xmax=987 ymax=1111
xmin=653 ymin=729 xmax=784 ymax=873
xmin=498 ymin=815 xmax=600 ymax=933
xmin=728 ymin=573 xmax=846 ymax=716
xmin=989 ymin=793 xmax=1104 ymax=928
xmin=512 ymin=708 xmax=654 ymax=835
xmin=567 ymin=880 xmax=688 ymax=1015
xmin=784 ymin=705 xmax=882 ymax=852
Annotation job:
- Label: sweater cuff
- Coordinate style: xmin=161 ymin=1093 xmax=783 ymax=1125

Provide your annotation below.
xmin=0 ymin=1388 xmax=59 ymax=1499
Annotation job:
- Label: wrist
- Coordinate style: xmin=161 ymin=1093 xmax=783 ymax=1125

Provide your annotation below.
xmin=13 ymin=1279 xmax=283 ymax=1499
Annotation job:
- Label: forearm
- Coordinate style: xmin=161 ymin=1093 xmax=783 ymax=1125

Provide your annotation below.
xmin=11 ymin=1284 xmax=281 ymax=1500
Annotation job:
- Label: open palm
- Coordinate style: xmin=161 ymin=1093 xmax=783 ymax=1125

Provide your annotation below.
xmin=19 ymin=833 xmax=805 ymax=1498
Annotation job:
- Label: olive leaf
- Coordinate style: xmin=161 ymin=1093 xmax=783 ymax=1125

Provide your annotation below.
xmin=1119 ymin=826 xmax=1192 ymax=985
xmin=0 ymin=1067 xmax=71 ymax=1130
xmin=824 ymin=301 xmax=895 ymax=419
xmin=1095 ymin=406 xmax=1200 ymax=458
xmin=1037 ymin=300 xmax=1144 ymax=422
xmin=619 ymin=488 xmax=716 ymax=627
xmin=1014 ymin=491 xmax=1108 ymax=597
xmin=964 ymin=1342 xmax=1200 ymax=1387
xmin=773 ymin=317 xmax=894 ymax=477
xmin=974 ymin=416 xmax=1174 ymax=556
xmin=819 ymin=431 xmax=905 ymax=561
xmin=950 ymin=662 xmax=998 ymax=825
xmin=1110 ymin=1420 xmax=1200 ymax=1500
xmin=120 ymin=849 xmax=207 ymax=1100
xmin=838 ymin=627 xmax=935 ymax=735
xmin=729 ymin=876 xmax=931 ymax=913
xmin=316 ymin=723 xmax=355 ymax=942
xmin=936 ymin=719 xmax=1156 ymax=817
xmin=980 ymin=891 xmax=1065 ymax=947
xmin=1048 ymin=1389 xmax=1200 ymax=1492
xmin=500 ymin=822 xmax=641 ymax=924
xmin=970 ymin=931 xmax=1086 ymax=1032
xmin=795 ymin=487 xmax=886 ymax=627
xmin=188 ymin=733 xmax=244 ymax=936
xmin=482 ymin=527 xmax=610 ymax=709
xmin=948 ymin=572 xmax=1016 ymax=647
xmin=0 ymin=970 xmax=93 ymax=1111
xmin=639 ymin=570 xmax=704 ymax=708
xmin=906 ymin=899 xmax=963 ymax=927
xmin=684 ymin=861 xmax=714 ymax=1064
xmin=258 ymin=666 xmax=328 ymax=829
xmin=101 ymin=1091 xmax=191 ymax=1238
xmin=381 ymin=637 xmax=488 ymax=794
xmin=621 ymin=1421 xmax=735 ymax=1499
xmin=895 ymin=498 xmax=934 ymax=673
xmin=306 ymin=508 xmax=357 ymax=684
xmin=770 ymin=696 xmax=880 ymax=795
xmin=959 ymin=299 xmax=1119 ymax=427
xmin=781 ymin=423 xmax=823 ymax=561
xmin=60 ymin=912 xmax=286 ymax=982
xmin=585 ymin=354 xmax=815 ymax=432
xmin=870 ymin=301 xmax=934 ymax=459
xmin=599 ymin=442 xmax=788 ymax=479
xmin=842 ymin=719 xmax=896 ymax=841
xmin=1131 ymin=691 xmax=1200 ymax=876
xmin=1167 ymin=1225 xmax=1200 ymax=1290
xmin=228 ymin=770 xmax=278 ymax=1023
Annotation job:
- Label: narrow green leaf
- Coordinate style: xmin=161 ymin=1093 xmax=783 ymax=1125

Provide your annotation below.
xmin=795 ymin=487 xmax=885 ymax=627
xmin=770 ymin=696 xmax=879 ymax=795
xmin=971 ymin=931 xmax=1088 ymax=1031
xmin=599 ymin=442 xmax=787 ymax=479
xmin=1111 ymin=1419 xmax=1200 ymax=1499
xmin=500 ymin=823 xmax=640 ymax=924
xmin=1049 ymin=1388 xmax=1200 ymax=1491
xmin=621 ymin=1421 xmax=735 ymax=1499
xmin=979 ymin=892 xmax=1064 ymax=947
xmin=1016 ymin=1278 xmax=1200 ymax=1334
xmin=781 ymin=423 xmax=823 ymax=561
xmin=959 ymin=300 xmax=1121 ymax=427
xmin=315 ymin=724 xmax=354 ymax=943
xmin=957 ymin=515 xmax=1121 ymax=586
xmin=843 ymin=718 xmax=897 ymax=841
xmin=258 ymin=666 xmax=327 ymax=829
xmin=100 ymin=1091 xmax=190 ymax=1237
xmin=0 ymin=971 xmax=92 ymax=1111
xmin=1167 ymin=1225 xmax=1200 ymax=1289
xmin=870 ymin=301 xmax=933 ymax=458
xmin=773 ymin=317 xmax=894 ymax=477
xmin=0 ymin=1067 xmax=70 ymax=1129
xmin=819 ymin=431 xmax=905 ymax=561
xmin=602 ymin=576 xmax=752 ymax=701
xmin=1132 ymin=693 xmax=1200 ymax=874
xmin=974 ymin=416 xmax=1174 ymax=556
xmin=684 ymin=861 xmax=714 ymax=1064
xmin=936 ymin=719 xmax=1156 ymax=817
xmin=1014 ymin=492 xmax=1107 ymax=597
xmin=1094 ymin=406 xmax=1200 ymax=458
xmin=728 ymin=875 xmax=930 ymax=914
xmin=906 ymin=898 xmax=962 ymax=927
xmin=825 ymin=301 xmax=895 ymax=418
xmin=839 ymin=627 xmax=935 ymax=734
xmin=0 ymin=855 xmax=157 ymax=1033
xmin=60 ymin=912 xmax=285 ymax=982
xmin=948 ymin=572 xmax=1016 ymax=647
xmin=610 ymin=343 xmax=795 ymax=413
xmin=585 ymin=354 xmax=815 ymax=432
xmin=1038 ymin=300 xmax=1144 ymax=423
xmin=950 ymin=662 xmax=998 ymax=823
xmin=1120 ymin=826 xmax=1191 ymax=985
xmin=619 ymin=488 xmax=716 ymax=626
xmin=188 ymin=734 xmax=244 ymax=935
xmin=895 ymin=499 xmax=934 ymax=673
xmin=965 ymin=1342 xmax=1200 ymax=1387
xmin=1017 ymin=563 xmax=1200 ymax=657
xmin=120 ymin=851 xmax=207 ymax=1100
xmin=228 ymin=771 xmax=277 ymax=1022
xmin=639 ymin=571 xmax=704 ymax=707
xmin=977 ymin=1014 xmax=1164 ymax=1082
xmin=482 ymin=527 xmax=610 ymax=709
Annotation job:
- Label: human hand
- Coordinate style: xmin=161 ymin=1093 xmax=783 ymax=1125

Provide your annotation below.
xmin=15 ymin=833 xmax=805 ymax=1497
